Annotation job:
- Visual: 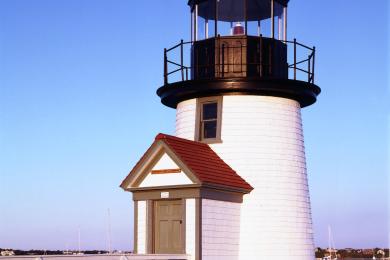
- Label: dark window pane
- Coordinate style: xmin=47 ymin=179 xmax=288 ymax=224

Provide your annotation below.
xmin=202 ymin=103 xmax=217 ymax=120
xmin=203 ymin=120 xmax=217 ymax=139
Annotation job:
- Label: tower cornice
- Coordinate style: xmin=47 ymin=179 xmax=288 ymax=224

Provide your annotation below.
xmin=157 ymin=77 xmax=321 ymax=108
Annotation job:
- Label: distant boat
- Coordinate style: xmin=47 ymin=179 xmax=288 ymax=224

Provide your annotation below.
xmin=323 ymin=225 xmax=337 ymax=260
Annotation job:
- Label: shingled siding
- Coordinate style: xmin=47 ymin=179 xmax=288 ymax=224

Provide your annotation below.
xmin=212 ymin=96 xmax=314 ymax=259
xmin=175 ymin=95 xmax=314 ymax=260
xmin=175 ymin=99 xmax=196 ymax=140
xmin=201 ymin=199 xmax=241 ymax=260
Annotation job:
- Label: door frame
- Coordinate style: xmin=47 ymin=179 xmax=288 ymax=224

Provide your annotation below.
xmin=151 ymin=198 xmax=186 ymax=254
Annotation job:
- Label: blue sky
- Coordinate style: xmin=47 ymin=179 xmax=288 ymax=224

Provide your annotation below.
xmin=0 ymin=0 xmax=388 ymax=251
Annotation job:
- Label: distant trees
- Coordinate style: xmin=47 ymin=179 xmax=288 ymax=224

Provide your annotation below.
xmin=315 ymin=247 xmax=389 ymax=258
xmin=2 ymin=247 xmax=387 ymax=257
xmin=0 ymin=249 xmax=112 ymax=256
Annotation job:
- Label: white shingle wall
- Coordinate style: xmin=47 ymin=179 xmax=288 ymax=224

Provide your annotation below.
xmin=176 ymin=99 xmax=196 ymax=140
xmin=137 ymin=201 xmax=147 ymax=254
xmin=185 ymin=199 xmax=196 ymax=260
xmin=175 ymin=96 xmax=315 ymax=260
xmin=201 ymin=199 xmax=241 ymax=260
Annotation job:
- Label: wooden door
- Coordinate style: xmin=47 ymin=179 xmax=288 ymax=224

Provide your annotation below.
xmin=154 ymin=200 xmax=184 ymax=254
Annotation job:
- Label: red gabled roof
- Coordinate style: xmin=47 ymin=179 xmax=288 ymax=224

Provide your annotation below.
xmin=152 ymin=133 xmax=253 ymax=191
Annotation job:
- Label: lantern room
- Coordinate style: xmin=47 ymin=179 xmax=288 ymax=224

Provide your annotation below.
xmin=189 ymin=0 xmax=288 ymax=40
xmin=186 ymin=0 xmax=289 ymax=81
xmin=158 ymin=0 xmax=320 ymax=110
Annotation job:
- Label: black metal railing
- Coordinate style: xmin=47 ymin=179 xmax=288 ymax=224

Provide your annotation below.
xmin=163 ymin=36 xmax=316 ymax=85
xmin=289 ymin=38 xmax=316 ymax=83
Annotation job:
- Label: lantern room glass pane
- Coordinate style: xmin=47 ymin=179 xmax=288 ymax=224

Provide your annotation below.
xmin=196 ymin=1 xmax=216 ymax=40
xmin=247 ymin=21 xmax=261 ymax=36
xmin=260 ymin=17 xmax=272 ymax=37
xmin=217 ymin=0 xmax=245 ymax=36
xmin=217 ymin=0 xmax=245 ymax=22
xmin=197 ymin=0 xmax=216 ymax=21
xmin=247 ymin=0 xmax=272 ymax=21
xmin=273 ymin=1 xmax=284 ymax=40
xmin=208 ymin=19 xmax=216 ymax=38
xmin=191 ymin=9 xmax=194 ymax=42
xmin=198 ymin=15 xmax=207 ymax=40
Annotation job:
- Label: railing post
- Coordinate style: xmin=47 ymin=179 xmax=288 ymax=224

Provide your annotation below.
xmin=217 ymin=34 xmax=221 ymax=77
xmin=239 ymin=42 xmax=242 ymax=73
xmin=195 ymin=46 xmax=199 ymax=79
xmin=221 ymin=43 xmax=225 ymax=78
xmin=268 ymin=40 xmax=273 ymax=76
xmin=164 ymin=48 xmax=168 ymax=85
xmin=283 ymin=6 xmax=287 ymax=41
xmin=180 ymin=39 xmax=184 ymax=81
xmin=312 ymin=46 xmax=316 ymax=83
xmin=271 ymin=0 xmax=275 ymax=39
xmin=308 ymin=55 xmax=311 ymax=83
xmin=195 ymin=4 xmax=198 ymax=41
xmin=215 ymin=0 xmax=218 ymax=36
xmin=244 ymin=0 xmax=248 ymax=36
xmin=293 ymin=38 xmax=297 ymax=80
xmin=259 ymin=34 xmax=263 ymax=77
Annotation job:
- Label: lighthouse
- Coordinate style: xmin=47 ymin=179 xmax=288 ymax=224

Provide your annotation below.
xmin=121 ymin=0 xmax=320 ymax=259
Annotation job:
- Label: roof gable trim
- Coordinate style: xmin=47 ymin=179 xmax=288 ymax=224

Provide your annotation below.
xmin=120 ymin=140 xmax=200 ymax=190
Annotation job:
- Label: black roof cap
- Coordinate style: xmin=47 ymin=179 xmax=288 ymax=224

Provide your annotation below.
xmin=188 ymin=0 xmax=289 ymax=21
xmin=188 ymin=0 xmax=289 ymax=9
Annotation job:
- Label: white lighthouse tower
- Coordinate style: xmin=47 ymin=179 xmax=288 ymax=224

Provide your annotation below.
xmin=121 ymin=0 xmax=320 ymax=259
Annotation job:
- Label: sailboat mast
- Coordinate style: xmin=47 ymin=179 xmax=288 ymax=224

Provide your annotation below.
xmin=107 ymin=208 xmax=112 ymax=253
xmin=78 ymin=226 xmax=81 ymax=254
xmin=328 ymin=225 xmax=332 ymax=258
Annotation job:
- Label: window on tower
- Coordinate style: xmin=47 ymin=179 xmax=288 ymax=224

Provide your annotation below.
xmin=202 ymin=102 xmax=217 ymax=138
xmin=196 ymin=97 xmax=222 ymax=143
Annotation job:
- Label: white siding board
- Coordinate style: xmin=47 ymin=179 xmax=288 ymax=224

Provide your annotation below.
xmin=185 ymin=199 xmax=196 ymax=260
xmin=137 ymin=201 xmax=147 ymax=254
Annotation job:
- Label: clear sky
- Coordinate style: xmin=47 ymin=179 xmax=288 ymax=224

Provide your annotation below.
xmin=0 ymin=0 xmax=388 ymax=252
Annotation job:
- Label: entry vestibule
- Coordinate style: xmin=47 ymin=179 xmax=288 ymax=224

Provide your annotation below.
xmin=120 ymin=134 xmax=253 ymax=260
